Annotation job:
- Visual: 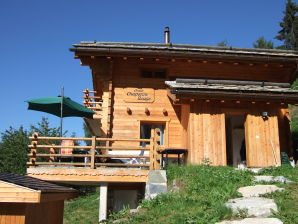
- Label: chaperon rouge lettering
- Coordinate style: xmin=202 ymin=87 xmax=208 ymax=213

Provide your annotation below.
xmin=126 ymin=92 xmax=151 ymax=101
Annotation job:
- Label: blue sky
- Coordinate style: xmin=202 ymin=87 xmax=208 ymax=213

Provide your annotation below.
xmin=0 ymin=0 xmax=293 ymax=137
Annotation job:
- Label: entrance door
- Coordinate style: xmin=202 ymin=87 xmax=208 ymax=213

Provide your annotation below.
xmin=225 ymin=115 xmax=245 ymax=167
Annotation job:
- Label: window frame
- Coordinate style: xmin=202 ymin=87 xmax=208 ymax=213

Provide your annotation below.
xmin=137 ymin=118 xmax=170 ymax=147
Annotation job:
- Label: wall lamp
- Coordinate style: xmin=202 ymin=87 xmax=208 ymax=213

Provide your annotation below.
xmin=262 ymin=111 xmax=268 ymax=120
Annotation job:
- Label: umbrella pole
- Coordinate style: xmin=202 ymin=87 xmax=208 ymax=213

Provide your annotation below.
xmin=59 ymin=87 xmax=64 ymax=163
xmin=60 ymin=87 xmax=64 ymax=137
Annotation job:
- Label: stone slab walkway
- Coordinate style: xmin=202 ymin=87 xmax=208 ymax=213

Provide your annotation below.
xmin=216 ymin=175 xmax=291 ymax=224
xmin=226 ymin=197 xmax=277 ymax=217
xmin=237 ymin=185 xmax=283 ymax=197
xmin=254 ymin=176 xmax=293 ymax=184
xmin=217 ymin=218 xmax=283 ymax=224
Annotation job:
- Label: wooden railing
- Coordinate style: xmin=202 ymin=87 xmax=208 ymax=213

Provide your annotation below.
xmin=83 ymin=89 xmax=102 ymax=115
xmin=28 ymin=131 xmax=160 ymax=170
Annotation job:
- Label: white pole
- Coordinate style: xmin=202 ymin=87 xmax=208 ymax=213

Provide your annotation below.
xmin=99 ymin=183 xmax=108 ymax=222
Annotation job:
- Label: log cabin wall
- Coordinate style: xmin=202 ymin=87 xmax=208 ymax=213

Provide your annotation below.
xmin=86 ymin=56 xmax=293 ymax=166
xmin=110 ymin=58 xmax=182 ymax=147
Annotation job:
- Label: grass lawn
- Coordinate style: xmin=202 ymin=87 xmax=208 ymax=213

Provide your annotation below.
xmin=258 ymin=166 xmax=298 ymax=224
xmin=64 ymin=191 xmax=99 ymax=224
xmin=63 ymin=165 xmax=298 ymax=224
xmin=108 ymin=165 xmax=254 ymax=224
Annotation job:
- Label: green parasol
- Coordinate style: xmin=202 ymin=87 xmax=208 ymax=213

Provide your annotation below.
xmin=26 ymin=92 xmax=95 ymax=137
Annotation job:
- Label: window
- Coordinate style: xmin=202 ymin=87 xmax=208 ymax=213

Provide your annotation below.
xmin=141 ymin=69 xmax=166 ymax=79
xmin=140 ymin=123 xmax=165 ymax=146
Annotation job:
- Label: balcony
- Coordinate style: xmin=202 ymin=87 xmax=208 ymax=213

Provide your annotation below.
xmin=27 ymin=132 xmax=160 ymax=184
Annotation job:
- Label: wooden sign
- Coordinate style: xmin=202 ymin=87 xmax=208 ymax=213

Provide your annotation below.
xmin=124 ymin=88 xmax=155 ymax=103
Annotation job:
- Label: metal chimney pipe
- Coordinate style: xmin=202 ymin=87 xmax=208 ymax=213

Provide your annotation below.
xmin=164 ymin=27 xmax=170 ymax=44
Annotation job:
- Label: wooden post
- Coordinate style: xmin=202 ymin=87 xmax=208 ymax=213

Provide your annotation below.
xmin=149 ymin=129 xmax=155 ymax=170
xmin=49 ymin=144 xmax=55 ymax=163
xmin=99 ymin=183 xmax=108 ymax=222
xmin=30 ymin=133 xmax=38 ymax=168
xmin=154 ymin=129 xmax=161 ymax=170
xmin=90 ymin=136 xmax=96 ymax=169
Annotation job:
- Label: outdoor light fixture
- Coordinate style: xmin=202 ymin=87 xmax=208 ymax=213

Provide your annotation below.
xmin=262 ymin=111 xmax=268 ymax=120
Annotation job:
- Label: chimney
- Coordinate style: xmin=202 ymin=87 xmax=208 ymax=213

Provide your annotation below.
xmin=164 ymin=27 xmax=170 ymax=44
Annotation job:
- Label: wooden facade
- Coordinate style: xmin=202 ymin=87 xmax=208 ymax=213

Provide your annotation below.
xmin=71 ymin=42 xmax=298 ymax=168
xmin=0 ymin=174 xmax=77 ymax=224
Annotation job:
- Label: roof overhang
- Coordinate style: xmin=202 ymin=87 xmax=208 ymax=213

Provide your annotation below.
xmin=70 ymin=42 xmax=298 ymax=63
xmin=166 ymin=79 xmax=298 ymax=105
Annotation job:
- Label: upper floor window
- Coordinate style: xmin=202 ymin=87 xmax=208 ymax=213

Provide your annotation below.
xmin=141 ymin=69 xmax=167 ymax=79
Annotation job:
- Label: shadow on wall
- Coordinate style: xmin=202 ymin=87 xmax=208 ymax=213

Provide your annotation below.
xmin=291 ymin=114 xmax=298 ymax=161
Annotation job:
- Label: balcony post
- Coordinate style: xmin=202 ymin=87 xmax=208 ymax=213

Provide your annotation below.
xmin=90 ymin=136 xmax=96 ymax=169
xmin=49 ymin=144 xmax=55 ymax=163
xmin=154 ymin=129 xmax=161 ymax=170
xmin=30 ymin=133 xmax=38 ymax=168
xmin=149 ymin=129 xmax=155 ymax=170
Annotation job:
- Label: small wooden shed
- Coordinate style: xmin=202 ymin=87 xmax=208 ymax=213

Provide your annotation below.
xmin=0 ymin=173 xmax=78 ymax=224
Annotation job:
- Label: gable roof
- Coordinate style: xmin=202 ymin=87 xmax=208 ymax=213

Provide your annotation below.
xmin=0 ymin=173 xmax=76 ymax=193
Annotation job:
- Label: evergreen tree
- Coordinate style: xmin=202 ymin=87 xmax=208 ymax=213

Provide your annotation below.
xmin=217 ymin=40 xmax=228 ymax=47
xmin=275 ymin=0 xmax=298 ymax=49
xmin=0 ymin=127 xmax=29 ymax=174
xmin=29 ymin=117 xmax=63 ymax=138
xmin=253 ymin=37 xmax=274 ymax=49
xmin=0 ymin=117 xmax=76 ymax=174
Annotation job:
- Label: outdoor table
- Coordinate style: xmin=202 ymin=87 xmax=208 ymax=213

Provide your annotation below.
xmin=160 ymin=148 xmax=187 ymax=167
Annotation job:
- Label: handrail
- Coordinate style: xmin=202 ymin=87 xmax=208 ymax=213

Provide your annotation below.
xmin=29 ymin=136 xmax=151 ymax=142
xmin=28 ymin=132 xmax=159 ymax=170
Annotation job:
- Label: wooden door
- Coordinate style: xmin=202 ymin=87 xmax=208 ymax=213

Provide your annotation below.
xmin=187 ymin=102 xmax=227 ymax=166
xmin=244 ymin=109 xmax=281 ymax=167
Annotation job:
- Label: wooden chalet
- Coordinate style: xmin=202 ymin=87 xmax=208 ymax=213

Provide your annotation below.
xmin=68 ymin=40 xmax=298 ymax=168
xmin=25 ymin=29 xmax=298 ymax=221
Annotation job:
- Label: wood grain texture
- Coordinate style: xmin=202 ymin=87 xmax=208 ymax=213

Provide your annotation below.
xmin=187 ymin=102 xmax=227 ymax=165
xmin=82 ymin=57 xmax=291 ymax=168
xmin=245 ymin=107 xmax=281 ymax=167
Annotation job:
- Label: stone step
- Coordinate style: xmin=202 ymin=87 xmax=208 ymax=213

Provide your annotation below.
xmin=216 ymin=217 xmax=283 ymax=224
xmin=237 ymin=185 xmax=283 ymax=197
xmin=226 ymin=197 xmax=278 ymax=217
xmin=254 ymin=176 xmax=293 ymax=184
xmin=145 ymin=170 xmax=167 ymax=200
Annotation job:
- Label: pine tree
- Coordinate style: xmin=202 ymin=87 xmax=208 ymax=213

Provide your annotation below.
xmin=253 ymin=37 xmax=274 ymax=49
xmin=217 ymin=40 xmax=228 ymax=47
xmin=275 ymin=0 xmax=298 ymax=49
xmin=0 ymin=127 xmax=29 ymax=174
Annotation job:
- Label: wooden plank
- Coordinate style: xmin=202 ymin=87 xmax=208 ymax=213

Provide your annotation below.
xmin=95 ymin=155 xmax=149 ymax=158
xmin=94 ymin=163 xmax=149 ymax=167
xmin=27 ymin=162 xmax=89 ymax=166
xmin=28 ymin=154 xmax=91 ymax=157
xmin=0 ymin=192 xmax=39 ymax=203
xmin=27 ymin=168 xmax=149 ymax=183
